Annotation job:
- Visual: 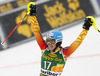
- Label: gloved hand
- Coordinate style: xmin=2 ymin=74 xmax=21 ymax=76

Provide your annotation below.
xmin=27 ymin=2 xmax=37 ymax=16
xmin=30 ymin=4 xmax=37 ymax=16
xmin=83 ymin=16 xmax=94 ymax=30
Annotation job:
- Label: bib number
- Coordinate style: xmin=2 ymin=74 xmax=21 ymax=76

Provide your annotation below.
xmin=44 ymin=61 xmax=51 ymax=70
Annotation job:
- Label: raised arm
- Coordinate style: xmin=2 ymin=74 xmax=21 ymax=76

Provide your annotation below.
xmin=63 ymin=16 xmax=96 ymax=57
xmin=30 ymin=16 xmax=47 ymax=50
xmin=63 ymin=29 xmax=88 ymax=57
xmin=28 ymin=2 xmax=47 ymax=50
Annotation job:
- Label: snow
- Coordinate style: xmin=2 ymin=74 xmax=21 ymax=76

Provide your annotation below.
xmin=0 ymin=17 xmax=100 ymax=76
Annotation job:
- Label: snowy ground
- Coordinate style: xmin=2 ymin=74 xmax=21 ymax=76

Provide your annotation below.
xmin=0 ymin=16 xmax=100 ymax=76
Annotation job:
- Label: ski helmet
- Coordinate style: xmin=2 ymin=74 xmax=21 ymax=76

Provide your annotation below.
xmin=46 ymin=30 xmax=63 ymax=44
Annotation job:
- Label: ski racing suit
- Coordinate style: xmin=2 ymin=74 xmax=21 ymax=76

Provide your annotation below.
xmin=30 ymin=16 xmax=88 ymax=76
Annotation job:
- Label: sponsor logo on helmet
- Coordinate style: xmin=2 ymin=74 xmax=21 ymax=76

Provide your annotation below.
xmin=48 ymin=32 xmax=54 ymax=36
xmin=48 ymin=53 xmax=57 ymax=57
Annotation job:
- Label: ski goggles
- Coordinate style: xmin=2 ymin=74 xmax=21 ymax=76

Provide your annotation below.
xmin=46 ymin=39 xmax=56 ymax=45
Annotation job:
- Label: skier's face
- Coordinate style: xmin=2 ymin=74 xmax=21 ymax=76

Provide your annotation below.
xmin=47 ymin=43 xmax=56 ymax=51
xmin=46 ymin=38 xmax=57 ymax=51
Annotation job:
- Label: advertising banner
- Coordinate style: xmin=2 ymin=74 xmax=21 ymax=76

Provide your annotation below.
xmin=0 ymin=0 xmax=96 ymax=47
xmin=42 ymin=0 xmax=95 ymax=29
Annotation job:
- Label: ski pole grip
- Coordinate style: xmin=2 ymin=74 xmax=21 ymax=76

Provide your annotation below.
xmin=27 ymin=2 xmax=36 ymax=15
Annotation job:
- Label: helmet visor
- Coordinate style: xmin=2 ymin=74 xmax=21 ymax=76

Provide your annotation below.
xmin=46 ymin=39 xmax=56 ymax=45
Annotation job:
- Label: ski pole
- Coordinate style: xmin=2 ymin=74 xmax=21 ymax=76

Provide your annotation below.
xmin=93 ymin=25 xmax=100 ymax=33
xmin=1 ymin=14 xmax=28 ymax=45
xmin=1 ymin=2 xmax=36 ymax=45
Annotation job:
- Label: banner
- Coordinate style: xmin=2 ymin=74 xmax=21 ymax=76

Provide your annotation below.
xmin=0 ymin=0 xmax=96 ymax=47
xmin=41 ymin=0 xmax=95 ymax=28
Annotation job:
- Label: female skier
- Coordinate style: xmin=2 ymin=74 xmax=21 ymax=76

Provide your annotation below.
xmin=28 ymin=3 xmax=96 ymax=76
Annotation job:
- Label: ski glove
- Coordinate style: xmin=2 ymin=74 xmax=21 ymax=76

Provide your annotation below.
xmin=83 ymin=16 xmax=93 ymax=30
xmin=30 ymin=4 xmax=37 ymax=16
